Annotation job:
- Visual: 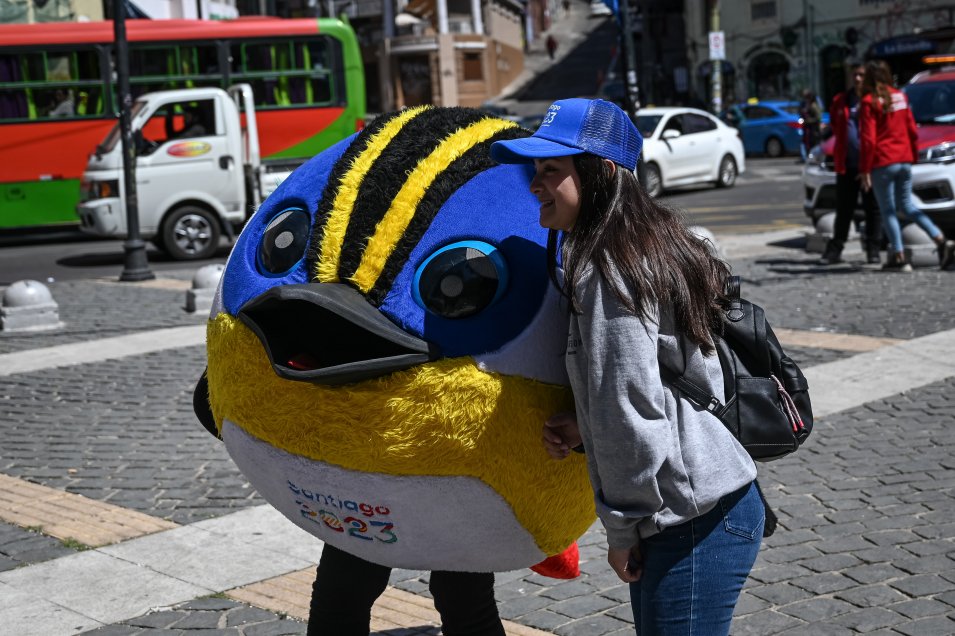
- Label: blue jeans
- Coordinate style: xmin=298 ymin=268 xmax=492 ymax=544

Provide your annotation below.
xmin=630 ymin=481 xmax=763 ymax=635
xmin=871 ymin=162 xmax=943 ymax=253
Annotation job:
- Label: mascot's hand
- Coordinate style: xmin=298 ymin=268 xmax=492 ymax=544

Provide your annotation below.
xmin=542 ymin=411 xmax=581 ymax=460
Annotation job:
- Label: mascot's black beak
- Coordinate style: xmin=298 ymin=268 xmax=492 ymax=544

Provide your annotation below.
xmin=237 ymin=283 xmax=440 ymax=385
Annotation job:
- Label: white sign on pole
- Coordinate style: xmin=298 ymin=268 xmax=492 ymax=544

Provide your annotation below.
xmin=708 ymin=31 xmax=726 ymax=61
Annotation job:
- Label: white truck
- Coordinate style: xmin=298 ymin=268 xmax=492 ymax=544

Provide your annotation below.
xmin=77 ymin=84 xmax=295 ymax=260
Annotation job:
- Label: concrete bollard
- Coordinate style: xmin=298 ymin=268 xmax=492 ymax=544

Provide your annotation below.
xmin=688 ymin=225 xmax=724 ymax=260
xmin=1 ymin=280 xmax=62 ymax=332
xmin=186 ymin=264 xmax=225 ymax=314
xmin=902 ymin=223 xmax=938 ymax=268
xmin=806 ymin=212 xmax=836 ymax=254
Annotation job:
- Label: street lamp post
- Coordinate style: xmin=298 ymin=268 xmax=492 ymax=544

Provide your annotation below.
xmin=113 ymin=0 xmax=155 ymax=282
xmin=618 ymin=0 xmax=640 ymax=119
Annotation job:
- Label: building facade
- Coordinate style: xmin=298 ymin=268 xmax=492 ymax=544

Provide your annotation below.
xmin=341 ymin=0 xmax=526 ymax=112
xmin=685 ymin=0 xmax=955 ymax=108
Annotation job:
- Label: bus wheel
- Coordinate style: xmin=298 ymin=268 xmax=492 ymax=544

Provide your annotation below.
xmin=162 ymin=205 xmax=221 ymax=260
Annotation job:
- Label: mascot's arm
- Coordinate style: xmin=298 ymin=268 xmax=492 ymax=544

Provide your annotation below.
xmin=193 ymin=369 xmax=221 ymax=440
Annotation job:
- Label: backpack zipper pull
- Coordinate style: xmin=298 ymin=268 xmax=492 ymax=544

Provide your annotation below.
xmin=771 ymin=374 xmax=804 ymax=433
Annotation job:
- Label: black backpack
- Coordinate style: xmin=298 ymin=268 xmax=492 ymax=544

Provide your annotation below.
xmin=660 ymin=277 xmax=813 ymax=536
xmin=661 ymin=276 xmax=813 ymax=461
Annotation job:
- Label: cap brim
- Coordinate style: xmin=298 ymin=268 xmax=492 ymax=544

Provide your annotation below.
xmin=490 ymin=136 xmax=585 ymax=164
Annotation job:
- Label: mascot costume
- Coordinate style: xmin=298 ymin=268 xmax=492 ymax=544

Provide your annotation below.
xmin=194 ymin=106 xmax=595 ymax=609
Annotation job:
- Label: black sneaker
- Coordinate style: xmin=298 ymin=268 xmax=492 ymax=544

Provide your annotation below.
xmin=818 ymin=245 xmax=843 ymax=265
xmin=939 ymin=240 xmax=955 ymax=270
xmin=866 ymin=248 xmax=881 ymax=265
xmin=882 ymin=256 xmax=913 ymax=273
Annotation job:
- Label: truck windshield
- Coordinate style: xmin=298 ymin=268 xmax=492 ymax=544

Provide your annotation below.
xmin=97 ymin=101 xmax=147 ymax=155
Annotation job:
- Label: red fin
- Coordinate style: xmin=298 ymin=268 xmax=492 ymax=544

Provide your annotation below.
xmin=530 ymin=542 xmax=580 ymax=579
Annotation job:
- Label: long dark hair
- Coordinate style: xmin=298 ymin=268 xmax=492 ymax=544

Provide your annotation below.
xmin=862 ymin=60 xmax=894 ymax=114
xmin=546 ymin=155 xmax=730 ymax=354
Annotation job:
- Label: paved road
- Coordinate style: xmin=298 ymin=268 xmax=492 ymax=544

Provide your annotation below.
xmin=1 ymin=229 xmax=954 ymax=635
xmin=0 ymin=233 xmax=230 ymax=285
xmin=2 ymin=3 xmax=953 ymax=631
xmin=0 ymin=158 xmax=805 ymax=288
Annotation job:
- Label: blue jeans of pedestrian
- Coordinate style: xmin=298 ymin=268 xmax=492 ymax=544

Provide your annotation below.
xmin=630 ymin=481 xmax=763 ymax=635
xmin=871 ymin=162 xmax=943 ymax=253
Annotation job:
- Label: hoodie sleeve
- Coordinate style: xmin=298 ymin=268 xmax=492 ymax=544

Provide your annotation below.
xmin=574 ymin=269 xmax=669 ymax=550
xmin=859 ymin=96 xmax=877 ymax=174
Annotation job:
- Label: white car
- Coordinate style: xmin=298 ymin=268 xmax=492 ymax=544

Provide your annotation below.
xmin=635 ymin=107 xmax=746 ymax=197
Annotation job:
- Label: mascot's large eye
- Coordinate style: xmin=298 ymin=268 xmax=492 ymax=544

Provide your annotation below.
xmin=258 ymin=208 xmax=310 ymax=275
xmin=413 ymin=241 xmax=508 ymax=319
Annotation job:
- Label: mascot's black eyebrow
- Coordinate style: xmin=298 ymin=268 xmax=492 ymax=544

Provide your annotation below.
xmin=336 ymin=108 xmax=490 ymax=281
xmin=367 ymin=124 xmax=527 ymax=304
xmin=306 ymin=107 xmax=527 ymax=306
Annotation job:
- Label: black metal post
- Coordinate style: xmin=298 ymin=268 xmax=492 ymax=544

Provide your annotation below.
xmin=618 ymin=0 xmax=639 ymax=119
xmin=617 ymin=0 xmax=646 ymax=186
xmin=114 ymin=0 xmax=155 ymax=282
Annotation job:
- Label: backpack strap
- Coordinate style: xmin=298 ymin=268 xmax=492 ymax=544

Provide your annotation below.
xmin=659 ymin=365 xmax=725 ymax=415
xmin=657 ymin=275 xmax=740 ymax=415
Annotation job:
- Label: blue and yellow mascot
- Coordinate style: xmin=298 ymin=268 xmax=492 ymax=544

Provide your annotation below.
xmin=194 ymin=106 xmax=594 ymax=577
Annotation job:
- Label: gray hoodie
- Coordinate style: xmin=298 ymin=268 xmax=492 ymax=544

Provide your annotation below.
xmin=565 ymin=265 xmax=756 ymax=549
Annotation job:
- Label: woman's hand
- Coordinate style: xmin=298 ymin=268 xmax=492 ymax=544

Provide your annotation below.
xmin=608 ymin=543 xmax=643 ymax=583
xmin=542 ymin=411 xmax=582 ymax=460
xmin=858 ymin=172 xmax=872 ymax=192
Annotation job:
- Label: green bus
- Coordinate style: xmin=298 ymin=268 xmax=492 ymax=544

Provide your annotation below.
xmin=0 ymin=17 xmax=366 ymax=230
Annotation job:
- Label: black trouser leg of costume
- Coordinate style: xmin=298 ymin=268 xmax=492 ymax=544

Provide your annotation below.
xmin=834 ymin=167 xmax=882 ymax=254
xmin=308 ymin=546 xmax=505 ymax=636
xmin=430 ymin=570 xmax=505 ymax=636
xmin=831 ymin=169 xmax=858 ymax=252
xmin=308 ymin=544 xmax=390 ymax=636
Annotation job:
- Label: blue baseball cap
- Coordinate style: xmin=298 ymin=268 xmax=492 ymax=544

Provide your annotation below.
xmin=490 ymin=98 xmax=643 ymax=171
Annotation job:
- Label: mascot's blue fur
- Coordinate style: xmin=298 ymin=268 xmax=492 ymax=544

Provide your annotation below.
xmin=196 ymin=106 xmax=595 ymax=576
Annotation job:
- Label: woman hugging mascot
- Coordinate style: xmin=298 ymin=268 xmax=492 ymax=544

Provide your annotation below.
xmin=194 ymin=106 xmax=595 ymax=635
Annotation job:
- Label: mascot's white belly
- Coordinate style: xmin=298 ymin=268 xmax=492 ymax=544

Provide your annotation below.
xmin=224 ymin=420 xmax=546 ymax=571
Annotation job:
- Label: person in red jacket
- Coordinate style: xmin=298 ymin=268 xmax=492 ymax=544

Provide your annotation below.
xmin=858 ymin=60 xmax=955 ymax=271
xmin=819 ymin=63 xmax=882 ymax=265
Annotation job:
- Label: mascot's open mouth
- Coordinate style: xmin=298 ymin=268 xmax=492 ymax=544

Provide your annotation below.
xmin=238 ymin=283 xmax=440 ymax=385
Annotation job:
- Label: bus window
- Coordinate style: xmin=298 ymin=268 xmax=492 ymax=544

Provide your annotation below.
xmin=129 ymin=44 xmax=222 ymax=97
xmin=130 ymin=47 xmax=170 ymax=78
xmin=0 ymin=55 xmax=29 ymax=120
xmin=184 ymin=45 xmax=221 ymax=78
xmin=229 ymin=37 xmax=338 ymax=108
xmin=0 ymin=49 xmax=105 ymax=121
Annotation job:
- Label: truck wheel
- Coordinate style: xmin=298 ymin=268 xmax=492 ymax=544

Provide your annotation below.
xmin=161 ymin=206 xmax=221 ymax=260
xmin=764 ymin=136 xmax=784 ymax=158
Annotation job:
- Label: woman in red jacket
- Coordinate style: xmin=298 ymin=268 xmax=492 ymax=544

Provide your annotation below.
xmin=859 ymin=60 xmax=954 ymax=271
